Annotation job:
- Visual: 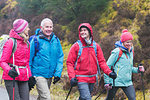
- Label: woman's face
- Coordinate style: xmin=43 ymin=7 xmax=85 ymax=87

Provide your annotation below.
xmin=123 ymin=40 xmax=133 ymax=49
xmin=80 ymin=27 xmax=90 ymax=40
xmin=24 ymin=26 xmax=30 ymax=36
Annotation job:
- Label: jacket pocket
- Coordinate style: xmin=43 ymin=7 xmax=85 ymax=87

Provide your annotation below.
xmin=17 ymin=68 xmax=28 ymax=81
xmin=79 ymin=57 xmax=88 ymax=71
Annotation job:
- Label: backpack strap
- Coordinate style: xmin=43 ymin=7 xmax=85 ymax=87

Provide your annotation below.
xmin=74 ymin=40 xmax=101 ymax=86
xmin=29 ymin=34 xmax=39 ymax=56
xmin=74 ymin=40 xmax=82 ymax=70
xmin=74 ymin=40 xmax=98 ymax=70
xmin=93 ymin=41 xmax=101 ymax=85
xmin=93 ymin=41 xmax=97 ymax=56
xmin=10 ymin=38 xmax=17 ymax=58
xmin=26 ymin=41 xmax=29 ymax=48
xmin=33 ymin=36 xmax=39 ymax=56
xmin=114 ymin=48 xmax=123 ymax=66
xmin=132 ymin=48 xmax=134 ymax=57
xmin=30 ymin=35 xmax=39 ymax=56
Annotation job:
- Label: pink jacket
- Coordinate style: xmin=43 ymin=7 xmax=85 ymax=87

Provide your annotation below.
xmin=0 ymin=29 xmax=32 ymax=81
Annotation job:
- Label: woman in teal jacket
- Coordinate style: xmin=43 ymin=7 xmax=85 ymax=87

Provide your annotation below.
xmin=104 ymin=29 xmax=145 ymax=100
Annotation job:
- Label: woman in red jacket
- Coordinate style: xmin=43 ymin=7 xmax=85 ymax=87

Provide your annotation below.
xmin=66 ymin=23 xmax=117 ymax=100
xmin=0 ymin=19 xmax=31 ymax=100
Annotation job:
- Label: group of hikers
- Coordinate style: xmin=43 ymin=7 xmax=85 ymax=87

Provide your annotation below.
xmin=0 ymin=18 xmax=145 ymax=100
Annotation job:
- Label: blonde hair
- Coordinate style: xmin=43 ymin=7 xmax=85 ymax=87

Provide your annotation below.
xmin=19 ymin=32 xmax=29 ymax=43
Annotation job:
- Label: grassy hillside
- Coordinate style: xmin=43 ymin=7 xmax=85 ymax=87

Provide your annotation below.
xmin=0 ymin=0 xmax=150 ymax=99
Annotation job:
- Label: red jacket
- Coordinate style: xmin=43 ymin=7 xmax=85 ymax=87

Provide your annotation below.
xmin=67 ymin=23 xmax=112 ymax=83
xmin=0 ymin=29 xmax=31 ymax=81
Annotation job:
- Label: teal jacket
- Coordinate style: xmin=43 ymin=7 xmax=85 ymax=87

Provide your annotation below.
xmin=29 ymin=29 xmax=64 ymax=78
xmin=104 ymin=41 xmax=139 ymax=87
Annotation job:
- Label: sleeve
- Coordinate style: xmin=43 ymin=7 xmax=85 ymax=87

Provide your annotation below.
xmin=104 ymin=48 xmax=119 ymax=84
xmin=66 ymin=43 xmax=78 ymax=80
xmin=54 ymin=39 xmax=64 ymax=77
xmin=96 ymin=44 xmax=112 ymax=76
xmin=0 ymin=39 xmax=13 ymax=73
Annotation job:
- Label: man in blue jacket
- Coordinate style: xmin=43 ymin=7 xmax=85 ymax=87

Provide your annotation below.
xmin=29 ymin=18 xmax=64 ymax=100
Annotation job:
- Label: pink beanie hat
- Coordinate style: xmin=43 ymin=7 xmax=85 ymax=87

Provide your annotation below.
xmin=13 ymin=19 xmax=28 ymax=33
xmin=121 ymin=29 xmax=133 ymax=42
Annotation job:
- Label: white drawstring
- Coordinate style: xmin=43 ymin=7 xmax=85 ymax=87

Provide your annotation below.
xmin=13 ymin=53 xmax=20 ymax=75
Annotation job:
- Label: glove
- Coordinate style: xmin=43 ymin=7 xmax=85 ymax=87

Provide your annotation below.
xmin=70 ymin=78 xmax=78 ymax=87
xmin=109 ymin=72 xmax=117 ymax=79
xmin=104 ymin=83 xmax=112 ymax=90
xmin=138 ymin=65 xmax=145 ymax=72
xmin=8 ymin=67 xmax=18 ymax=78
xmin=53 ymin=76 xmax=60 ymax=84
xmin=28 ymin=76 xmax=36 ymax=91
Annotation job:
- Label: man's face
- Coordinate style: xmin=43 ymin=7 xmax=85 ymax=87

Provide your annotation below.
xmin=80 ymin=27 xmax=90 ymax=40
xmin=41 ymin=21 xmax=53 ymax=36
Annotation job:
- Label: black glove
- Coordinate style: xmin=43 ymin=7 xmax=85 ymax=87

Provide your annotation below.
xmin=70 ymin=78 xmax=78 ymax=87
xmin=8 ymin=67 xmax=18 ymax=78
xmin=28 ymin=76 xmax=36 ymax=91
xmin=53 ymin=76 xmax=60 ymax=84
xmin=109 ymin=72 xmax=117 ymax=79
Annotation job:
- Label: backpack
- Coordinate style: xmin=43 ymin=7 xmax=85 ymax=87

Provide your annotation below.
xmin=0 ymin=35 xmax=17 ymax=58
xmin=29 ymin=34 xmax=39 ymax=56
xmin=113 ymin=48 xmax=134 ymax=67
xmin=74 ymin=40 xmax=101 ymax=85
xmin=29 ymin=32 xmax=58 ymax=56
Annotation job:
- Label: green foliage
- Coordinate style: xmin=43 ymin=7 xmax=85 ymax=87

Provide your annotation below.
xmin=16 ymin=0 xmax=44 ymax=15
xmin=16 ymin=0 xmax=110 ymax=22
xmin=0 ymin=0 xmax=17 ymax=16
xmin=61 ymin=41 xmax=72 ymax=72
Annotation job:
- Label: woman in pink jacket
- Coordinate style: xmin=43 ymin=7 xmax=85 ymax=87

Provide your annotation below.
xmin=67 ymin=23 xmax=117 ymax=100
xmin=0 ymin=19 xmax=31 ymax=100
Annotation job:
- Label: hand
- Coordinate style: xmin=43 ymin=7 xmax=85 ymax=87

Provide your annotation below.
xmin=104 ymin=83 xmax=112 ymax=90
xmin=28 ymin=76 xmax=36 ymax=91
xmin=70 ymin=78 xmax=78 ymax=87
xmin=109 ymin=72 xmax=117 ymax=79
xmin=138 ymin=66 xmax=145 ymax=72
xmin=8 ymin=67 xmax=18 ymax=78
xmin=53 ymin=76 xmax=60 ymax=84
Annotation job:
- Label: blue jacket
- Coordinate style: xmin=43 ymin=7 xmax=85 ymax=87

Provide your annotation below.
xmin=29 ymin=29 xmax=64 ymax=78
xmin=104 ymin=40 xmax=139 ymax=86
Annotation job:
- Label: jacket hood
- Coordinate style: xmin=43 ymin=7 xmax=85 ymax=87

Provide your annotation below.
xmin=115 ymin=40 xmax=133 ymax=52
xmin=78 ymin=23 xmax=93 ymax=45
xmin=9 ymin=29 xmax=24 ymax=40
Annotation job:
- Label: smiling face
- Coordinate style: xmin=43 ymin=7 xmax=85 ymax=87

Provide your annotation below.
xmin=123 ymin=40 xmax=133 ymax=49
xmin=41 ymin=21 xmax=53 ymax=38
xmin=80 ymin=27 xmax=90 ymax=40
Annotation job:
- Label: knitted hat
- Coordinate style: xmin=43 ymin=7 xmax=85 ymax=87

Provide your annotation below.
xmin=121 ymin=29 xmax=133 ymax=42
xmin=13 ymin=19 xmax=28 ymax=33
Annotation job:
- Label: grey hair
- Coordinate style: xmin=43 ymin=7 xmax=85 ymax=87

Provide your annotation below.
xmin=40 ymin=18 xmax=53 ymax=27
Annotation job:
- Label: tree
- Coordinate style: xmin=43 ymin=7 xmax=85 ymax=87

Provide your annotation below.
xmin=16 ymin=0 xmax=110 ymax=23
